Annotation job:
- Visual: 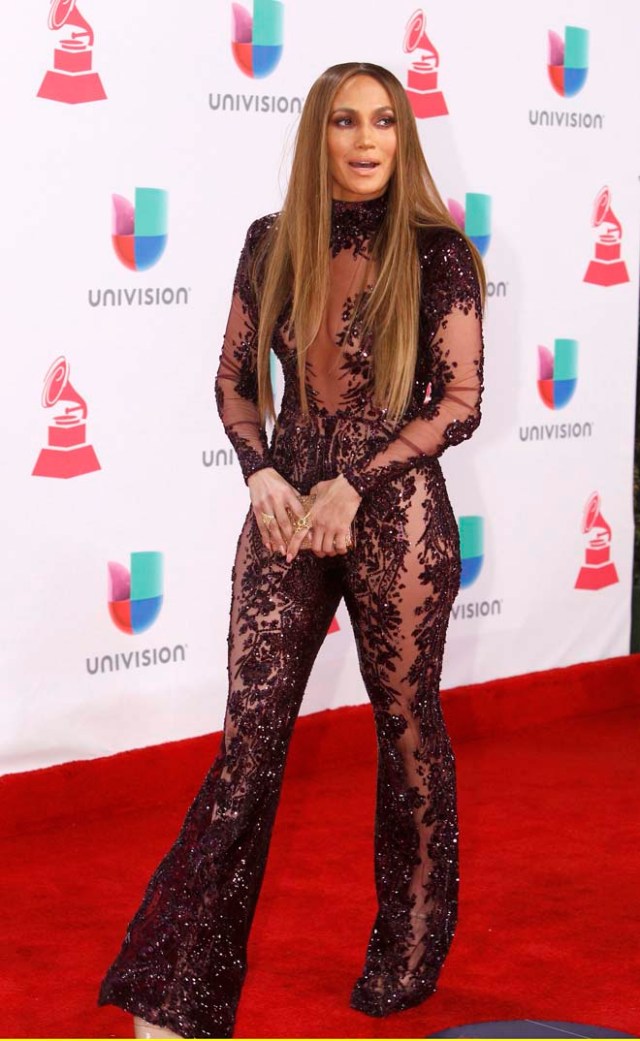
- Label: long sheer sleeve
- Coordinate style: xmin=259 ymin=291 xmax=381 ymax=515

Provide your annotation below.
xmin=341 ymin=229 xmax=484 ymax=499
xmin=215 ymin=218 xmax=275 ymax=484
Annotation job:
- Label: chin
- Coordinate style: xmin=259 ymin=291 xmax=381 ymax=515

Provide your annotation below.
xmin=344 ymin=180 xmax=387 ymax=198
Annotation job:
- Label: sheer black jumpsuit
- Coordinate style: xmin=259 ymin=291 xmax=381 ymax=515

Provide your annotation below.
xmin=97 ymin=191 xmax=485 ymax=1038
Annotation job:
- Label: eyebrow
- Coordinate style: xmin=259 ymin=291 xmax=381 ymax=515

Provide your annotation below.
xmin=330 ymin=105 xmax=395 ymax=114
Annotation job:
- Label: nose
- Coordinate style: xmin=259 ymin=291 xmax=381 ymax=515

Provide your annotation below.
xmin=354 ymin=122 xmax=375 ymax=149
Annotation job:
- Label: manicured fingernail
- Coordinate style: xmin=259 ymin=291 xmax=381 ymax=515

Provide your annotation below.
xmin=286 ymin=553 xmax=292 ymax=563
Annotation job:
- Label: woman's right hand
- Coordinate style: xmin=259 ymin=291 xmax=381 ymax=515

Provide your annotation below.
xmin=247 ymin=467 xmax=308 ymax=556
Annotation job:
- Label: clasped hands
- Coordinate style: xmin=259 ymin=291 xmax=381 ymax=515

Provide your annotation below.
xmin=247 ymin=466 xmax=362 ymax=563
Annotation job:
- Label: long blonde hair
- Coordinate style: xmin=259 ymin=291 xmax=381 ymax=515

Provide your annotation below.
xmin=252 ymin=61 xmax=486 ymax=426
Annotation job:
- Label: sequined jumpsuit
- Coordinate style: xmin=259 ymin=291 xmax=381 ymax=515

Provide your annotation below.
xmin=97 ymin=192 xmax=485 ymax=1038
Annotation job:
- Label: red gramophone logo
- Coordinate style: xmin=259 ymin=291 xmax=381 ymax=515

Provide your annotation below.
xmin=403 ymin=10 xmax=448 ymax=119
xmin=583 ymin=186 xmax=629 ymax=287
xmin=32 ymin=357 xmax=101 ymax=479
xmin=575 ymin=492 xmax=619 ymax=590
xmin=37 ymin=0 xmax=106 ymax=104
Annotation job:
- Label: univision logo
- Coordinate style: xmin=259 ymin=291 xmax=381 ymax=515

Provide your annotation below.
xmin=112 ymin=188 xmax=168 ymax=271
xmin=209 ymin=0 xmax=299 ymax=113
xmin=108 ymin=551 xmax=163 ymax=634
xmin=548 ymin=26 xmax=588 ymax=97
xmin=459 ymin=515 xmax=483 ymax=588
xmin=529 ymin=25 xmax=603 ymax=130
xmin=231 ymin=0 xmax=283 ymax=78
xmin=89 ymin=188 xmax=189 ymax=307
xmin=537 ymin=339 xmax=578 ymax=409
xmin=519 ymin=337 xmax=593 ymax=443
xmin=86 ymin=550 xmax=187 ymax=675
xmin=452 ymin=515 xmax=502 ymax=621
xmin=448 ymin=194 xmax=491 ymax=257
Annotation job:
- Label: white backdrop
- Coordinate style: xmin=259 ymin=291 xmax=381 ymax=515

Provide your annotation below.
xmin=1 ymin=0 xmax=638 ymax=774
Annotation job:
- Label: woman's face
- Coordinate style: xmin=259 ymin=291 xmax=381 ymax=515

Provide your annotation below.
xmin=326 ymin=74 xmax=398 ymax=202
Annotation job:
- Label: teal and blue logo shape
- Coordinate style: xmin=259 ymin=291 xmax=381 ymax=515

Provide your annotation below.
xmin=537 ymin=339 xmax=578 ymax=409
xmin=448 ymin=193 xmax=491 ymax=257
xmin=108 ymin=551 xmax=164 ymax=635
xmin=459 ymin=516 xmax=483 ymax=588
xmin=232 ymin=0 xmax=284 ymax=78
xmin=548 ymin=26 xmax=589 ymax=97
xmin=112 ymin=188 xmax=168 ymax=271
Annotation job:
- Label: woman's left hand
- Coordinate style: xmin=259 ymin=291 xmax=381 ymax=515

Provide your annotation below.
xmin=285 ymin=474 xmax=362 ymax=563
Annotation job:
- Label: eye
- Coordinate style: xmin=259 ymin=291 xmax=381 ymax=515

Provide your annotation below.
xmin=378 ymin=115 xmax=396 ymax=127
xmin=333 ymin=116 xmax=353 ymax=127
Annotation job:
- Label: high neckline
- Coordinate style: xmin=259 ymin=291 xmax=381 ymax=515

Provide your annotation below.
xmin=330 ymin=190 xmax=389 ymax=254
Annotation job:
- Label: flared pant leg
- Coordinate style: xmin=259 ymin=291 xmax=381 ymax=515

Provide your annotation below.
xmin=97 ymin=507 xmax=343 ymax=1038
xmin=343 ymin=466 xmax=462 ymax=1015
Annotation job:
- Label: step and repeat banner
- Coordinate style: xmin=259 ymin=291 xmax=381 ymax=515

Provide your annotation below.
xmin=1 ymin=0 xmax=639 ymax=773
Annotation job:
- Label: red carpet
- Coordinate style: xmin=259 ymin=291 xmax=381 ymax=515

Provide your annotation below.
xmin=1 ymin=655 xmax=639 ymax=1038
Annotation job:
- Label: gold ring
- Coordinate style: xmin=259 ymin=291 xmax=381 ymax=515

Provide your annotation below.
xmin=293 ymin=511 xmax=313 ymax=532
xmin=333 ymin=532 xmax=352 ymax=548
xmin=261 ymin=513 xmax=275 ymax=527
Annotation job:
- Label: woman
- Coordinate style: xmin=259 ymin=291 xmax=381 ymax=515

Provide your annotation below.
xmin=97 ymin=61 xmax=486 ymax=1039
